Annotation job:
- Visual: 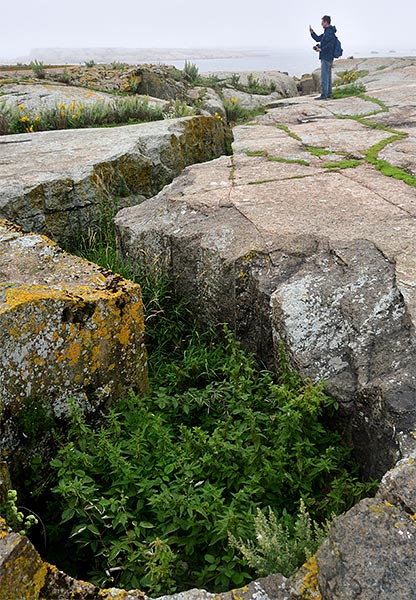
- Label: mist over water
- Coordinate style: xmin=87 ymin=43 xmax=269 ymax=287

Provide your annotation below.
xmin=2 ymin=46 xmax=416 ymax=78
xmin=164 ymin=48 xmax=416 ymax=77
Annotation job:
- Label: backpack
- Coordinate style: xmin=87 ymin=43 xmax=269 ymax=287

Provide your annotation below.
xmin=334 ymin=36 xmax=343 ymax=58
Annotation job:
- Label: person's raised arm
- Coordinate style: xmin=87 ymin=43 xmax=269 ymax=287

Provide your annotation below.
xmin=309 ymin=25 xmax=322 ymax=42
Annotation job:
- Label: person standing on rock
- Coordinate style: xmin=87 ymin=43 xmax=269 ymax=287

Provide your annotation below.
xmin=309 ymin=15 xmax=337 ymax=99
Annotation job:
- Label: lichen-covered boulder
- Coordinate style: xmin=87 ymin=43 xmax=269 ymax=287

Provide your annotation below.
xmin=0 ymin=517 xmax=146 ymax=600
xmin=0 ymin=219 xmax=147 ymax=456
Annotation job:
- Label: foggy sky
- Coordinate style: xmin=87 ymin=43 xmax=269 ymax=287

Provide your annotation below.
xmin=3 ymin=0 xmax=416 ymax=57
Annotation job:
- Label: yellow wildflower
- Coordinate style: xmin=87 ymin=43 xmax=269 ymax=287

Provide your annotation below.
xmin=60 ymin=102 xmax=66 ymax=110
xmin=61 ymin=111 xmax=65 ymax=118
xmin=35 ymin=115 xmax=41 ymax=122
xmin=231 ymin=97 xmax=238 ymax=104
xmin=19 ymin=116 xmax=30 ymax=123
xmin=69 ymin=101 xmax=76 ymax=111
xmin=18 ymin=104 xmax=25 ymax=110
xmin=25 ymin=125 xmax=34 ymax=133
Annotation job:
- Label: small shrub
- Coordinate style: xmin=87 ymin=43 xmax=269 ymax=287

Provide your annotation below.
xmin=183 ymin=60 xmax=199 ymax=83
xmin=56 ymin=69 xmax=72 ymax=84
xmin=30 ymin=59 xmax=46 ymax=79
xmin=84 ymin=60 xmax=95 ymax=67
xmin=223 ymin=96 xmax=246 ymax=123
xmin=229 ymin=500 xmax=330 ymax=578
xmin=163 ymin=98 xmax=196 ymax=119
xmin=111 ymin=61 xmax=127 ymax=69
xmin=231 ymin=73 xmax=241 ymax=87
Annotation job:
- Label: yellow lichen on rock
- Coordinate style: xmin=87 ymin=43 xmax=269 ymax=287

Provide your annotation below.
xmin=0 ymin=219 xmax=148 ymax=455
xmin=0 ymin=531 xmax=47 ymax=600
xmin=299 ymin=556 xmax=322 ymax=600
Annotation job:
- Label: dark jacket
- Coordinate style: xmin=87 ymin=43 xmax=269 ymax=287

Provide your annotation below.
xmin=311 ymin=25 xmax=337 ymax=61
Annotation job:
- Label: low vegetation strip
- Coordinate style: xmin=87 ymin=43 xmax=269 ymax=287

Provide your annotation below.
xmin=0 ymin=96 xmax=197 ymax=134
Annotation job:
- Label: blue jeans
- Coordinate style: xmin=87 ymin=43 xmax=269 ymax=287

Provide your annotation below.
xmin=320 ymin=59 xmax=333 ymax=98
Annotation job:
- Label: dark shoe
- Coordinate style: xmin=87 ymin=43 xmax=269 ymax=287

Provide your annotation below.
xmin=314 ymin=95 xmax=327 ymax=100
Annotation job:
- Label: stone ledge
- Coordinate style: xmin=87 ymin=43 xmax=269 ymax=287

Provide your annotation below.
xmin=0 ymin=115 xmax=228 ymax=244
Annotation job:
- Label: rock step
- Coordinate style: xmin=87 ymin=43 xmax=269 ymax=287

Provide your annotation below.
xmin=0 ymin=219 xmax=147 ymax=456
xmin=0 ymin=115 xmax=228 ymax=244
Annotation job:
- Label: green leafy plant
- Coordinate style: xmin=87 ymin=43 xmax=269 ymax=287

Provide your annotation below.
xmin=332 ymin=83 xmax=366 ymax=99
xmin=229 ymin=500 xmax=330 ymax=577
xmin=0 ymin=95 xmax=165 ymax=135
xmin=231 ymin=73 xmax=241 ymax=87
xmin=84 ymin=60 xmax=96 ymax=67
xmin=245 ymin=73 xmax=275 ymax=95
xmin=49 ymin=323 xmax=375 ymax=593
xmin=111 ymin=61 xmax=127 ymax=69
xmin=0 ymin=489 xmax=38 ymax=536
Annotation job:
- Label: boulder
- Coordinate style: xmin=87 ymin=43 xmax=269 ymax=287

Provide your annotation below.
xmin=222 ymin=88 xmax=287 ymax=110
xmin=188 ymin=87 xmax=226 ymax=119
xmin=0 ymin=517 xmax=146 ymax=600
xmin=127 ymin=66 xmax=187 ymax=100
xmin=0 ymin=82 xmax=167 ymax=113
xmin=115 ymin=72 xmax=416 ymax=477
xmin=0 ymin=115 xmax=228 ymax=244
xmin=317 ymin=453 xmax=416 ymax=599
xmin=203 ymin=71 xmax=299 ymax=98
xmin=297 ymin=75 xmax=317 ymax=95
xmin=0 ymin=219 xmax=147 ymax=459
xmin=0 ymin=518 xmax=47 ymax=600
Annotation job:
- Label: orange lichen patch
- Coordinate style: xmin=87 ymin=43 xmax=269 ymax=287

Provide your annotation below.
xmin=66 ymin=340 xmax=82 ymax=366
xmin=0 ymin=517 xmax=9 ymax=539
xmin=116 ymin=323 xmax=131 ymax=345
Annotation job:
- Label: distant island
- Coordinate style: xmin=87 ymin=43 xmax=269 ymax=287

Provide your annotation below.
xmin=10 ymin=47 xmax=271 ymax=65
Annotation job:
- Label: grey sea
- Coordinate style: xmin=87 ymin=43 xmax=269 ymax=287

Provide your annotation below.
xmin=162 ymin=47 xmax=416 ymax=77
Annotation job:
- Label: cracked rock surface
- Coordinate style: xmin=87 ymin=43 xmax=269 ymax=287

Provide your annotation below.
xmin=116 ymin=60 xmax=416 ymax=478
